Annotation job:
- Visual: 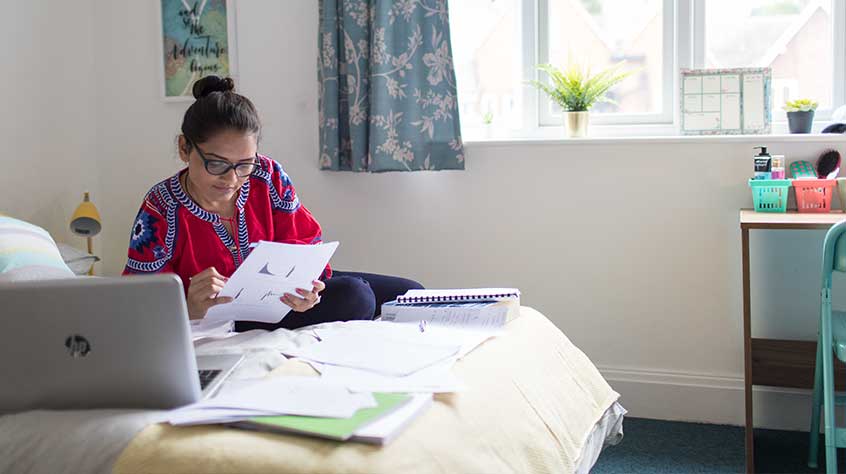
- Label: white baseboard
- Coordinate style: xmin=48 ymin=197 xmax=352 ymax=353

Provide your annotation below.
xmin=600 ymin=366 xmax=817 ymax=431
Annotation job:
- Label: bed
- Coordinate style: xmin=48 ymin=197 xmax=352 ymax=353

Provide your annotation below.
xmin=0 ymin=306 xmax=622 ymax=474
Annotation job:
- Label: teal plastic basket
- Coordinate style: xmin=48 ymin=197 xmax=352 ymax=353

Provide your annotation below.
xmin=748 ymin=179 xmax=791 ymax=213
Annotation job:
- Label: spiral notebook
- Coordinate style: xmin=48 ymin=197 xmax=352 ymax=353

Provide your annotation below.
xmin=396 ymin=288 xmax=520 ymax=305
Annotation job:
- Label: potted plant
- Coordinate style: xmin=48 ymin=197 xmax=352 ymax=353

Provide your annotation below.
xmin=783 ymin=98 xmax=818 ymax=134
xmin=529 ymin=62 xmax=634 ymax=137
xmin=481 ymin=111 xmax=494 ymax=138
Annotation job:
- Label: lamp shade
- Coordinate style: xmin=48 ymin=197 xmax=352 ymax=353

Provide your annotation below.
xmin=70 ymin=192 xmax=101 ymax=237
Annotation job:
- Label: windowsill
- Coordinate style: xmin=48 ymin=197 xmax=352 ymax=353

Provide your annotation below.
xmin=462 ymin=121 xmax=846 ymax=147
xmin=464 ymin=133 xmax=846 ymax=147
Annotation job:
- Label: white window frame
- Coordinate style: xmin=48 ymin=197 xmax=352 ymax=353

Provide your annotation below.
xmin=515 ymin=0 xmax=846 ymax=135
xmin=535 ymin=0 xmax=675 ymax=127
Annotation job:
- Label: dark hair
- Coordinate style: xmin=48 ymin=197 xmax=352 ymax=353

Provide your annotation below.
xmin=180 ymin=75 xmax=261 ymax=147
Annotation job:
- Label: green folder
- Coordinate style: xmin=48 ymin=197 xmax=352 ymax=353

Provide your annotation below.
xmin=232 ymin=393 xmax=411 ymax=441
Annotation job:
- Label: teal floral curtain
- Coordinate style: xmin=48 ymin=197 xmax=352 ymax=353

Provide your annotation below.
xmin=318 ymin=0 xmax=464 ymax=172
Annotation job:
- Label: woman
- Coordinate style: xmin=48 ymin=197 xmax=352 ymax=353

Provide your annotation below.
xmin=124 ymin=75 xmax=422 ymax=330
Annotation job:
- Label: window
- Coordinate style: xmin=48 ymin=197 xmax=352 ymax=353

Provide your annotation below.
xmin=450 ymin=0 xmax=846 ymax=139
xmin=451 ymin=0 xmax=524 ymax=130
xmin=703 ymin=0 xmax=837 ymax=119
xmin=539 ymin=0 xmax=673 ymax=125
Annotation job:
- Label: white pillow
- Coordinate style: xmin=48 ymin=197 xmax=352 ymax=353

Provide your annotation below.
xmin=0 ymin=265 xmax=76 ymax=282
xmin=0 ymin=216 xmax=74 ymax=278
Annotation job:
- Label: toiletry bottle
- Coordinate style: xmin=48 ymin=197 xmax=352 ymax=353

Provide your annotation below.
xmin=771 ymin=155 xmax=785 ymax=179
xmin=753 ymin=147 xmax=772 ymax=180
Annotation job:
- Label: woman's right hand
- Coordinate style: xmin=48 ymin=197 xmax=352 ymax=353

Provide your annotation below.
xmin=186 ymin=266 xmax=233 ymax=319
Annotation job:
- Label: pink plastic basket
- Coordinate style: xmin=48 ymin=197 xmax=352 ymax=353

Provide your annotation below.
xmin=792 ymin=179 xmax=836 ymax=213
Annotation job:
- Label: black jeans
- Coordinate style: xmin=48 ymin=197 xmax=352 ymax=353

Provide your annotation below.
xmin=233 ymin=271 xmax=424 ymax=331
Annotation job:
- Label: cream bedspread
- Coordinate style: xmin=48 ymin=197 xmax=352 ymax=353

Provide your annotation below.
xmin=113 ymin=307 xmax=619 ymax=474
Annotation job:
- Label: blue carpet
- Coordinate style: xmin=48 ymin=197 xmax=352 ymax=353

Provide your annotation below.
xmin=592 ymin=417 xmax=835 ymax=474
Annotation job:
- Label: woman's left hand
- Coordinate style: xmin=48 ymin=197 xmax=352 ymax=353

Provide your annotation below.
xmin=281 ymin=279 xmax=326 ymax=312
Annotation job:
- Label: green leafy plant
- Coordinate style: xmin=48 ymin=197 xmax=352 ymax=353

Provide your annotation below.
xmin=528 ymin=62 xmax=635 ymax=112
xmin=783 ymin=98 xmax=818 ymax=112
xmin=482 ymin=111 xmax=494 ymax=125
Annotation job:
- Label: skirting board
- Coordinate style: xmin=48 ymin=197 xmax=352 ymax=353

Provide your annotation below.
xmin=600 ymin=366 xmax=826 ymax=432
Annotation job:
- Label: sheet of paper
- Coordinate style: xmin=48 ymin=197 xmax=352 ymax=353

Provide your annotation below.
xmin=283 ymin=332 xmax=460 ymax=377
xmin=189 ymin=319 xmax=234 ymax=341
xmin=312 ymin=357 xmax=464 ymax=393
xmin=312 ymin=322 xmax=496 ymax=360
xmin=168 ymin=376 xmax=373 ymax=424
xmin=204 ymin=241 xmax=339 ymax=324
xmin=381 ymin=302 xmax=508 ymax=330
xmin=169 ymin=407 xmax=280 ymax=426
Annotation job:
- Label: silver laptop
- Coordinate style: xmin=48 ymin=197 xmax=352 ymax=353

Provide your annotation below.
xmin=0 ymin=274 xmax=243 ymax=412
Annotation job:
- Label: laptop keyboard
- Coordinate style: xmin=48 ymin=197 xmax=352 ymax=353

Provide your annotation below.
xmin=197 ymin=369 xmax=222 ymax=390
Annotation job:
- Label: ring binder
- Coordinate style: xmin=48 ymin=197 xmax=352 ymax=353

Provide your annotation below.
xmin=395 ymin=288 xmax=520 ymax=305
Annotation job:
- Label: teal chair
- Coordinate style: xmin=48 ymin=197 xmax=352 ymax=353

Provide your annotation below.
xmin=809 ymin=220 xmax=846 ymax=472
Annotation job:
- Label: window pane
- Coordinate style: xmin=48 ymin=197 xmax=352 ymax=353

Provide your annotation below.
xmin=546 ymin=0 xmax=664 ymax=115
xmin=450 ymin=0 xmax=523 ymax=129
xmin=705 ymin=0 xmax=832 ymax=110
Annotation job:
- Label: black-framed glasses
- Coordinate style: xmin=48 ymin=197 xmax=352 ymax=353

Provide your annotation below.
xmin=188 ymin=139 xmax=258 ymax=178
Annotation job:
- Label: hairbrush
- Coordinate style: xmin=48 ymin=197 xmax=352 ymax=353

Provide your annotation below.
xmin=817 ymin=149 xmax=842 ymax=179
xmin=822 ymin=123 xmax=846 ymax=134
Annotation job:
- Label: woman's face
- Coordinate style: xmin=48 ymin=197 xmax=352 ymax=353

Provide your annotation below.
xmin=179 ymin=129 xmax=258 ymax=204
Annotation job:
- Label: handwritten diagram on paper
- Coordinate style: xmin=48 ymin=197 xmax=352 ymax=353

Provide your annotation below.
xmin=204 ymin=241 xmax=339 ymax=324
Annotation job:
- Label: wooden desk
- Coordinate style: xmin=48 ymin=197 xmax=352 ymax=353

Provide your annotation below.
xmin=740 ymin=210 xmax=846 ymax=473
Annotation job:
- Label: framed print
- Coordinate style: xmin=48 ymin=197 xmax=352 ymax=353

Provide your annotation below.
xmin=680 ymin=68 xmax=771 ymax=135
xmin=158 ymin=0 xmax=239 ymax=101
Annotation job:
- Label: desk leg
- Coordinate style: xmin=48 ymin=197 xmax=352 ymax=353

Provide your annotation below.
xmin=742 ymin=227 xmax=754 ymax=473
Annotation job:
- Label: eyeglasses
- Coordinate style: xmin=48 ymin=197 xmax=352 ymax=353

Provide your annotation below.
xmin=188 ymin=139 xmax=258 ymax=178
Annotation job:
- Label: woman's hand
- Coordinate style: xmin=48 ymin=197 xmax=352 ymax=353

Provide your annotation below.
xmin=281 ymin=279 xmax=326 ymax=312
xmin=186 ymin=266 xmax=233 ymax=319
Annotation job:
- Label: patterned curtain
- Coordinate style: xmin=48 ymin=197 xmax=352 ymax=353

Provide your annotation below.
xmin=318 ymin=0 xmax=465 ymax=172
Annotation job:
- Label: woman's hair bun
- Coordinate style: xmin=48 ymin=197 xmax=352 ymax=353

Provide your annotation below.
xmin=192 ymin=75 xmax=235 ymax=99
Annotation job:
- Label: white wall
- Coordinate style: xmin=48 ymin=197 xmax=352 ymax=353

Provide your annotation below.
xmin=8 ymin=0 xmax=846 ymax=430
xmin=1 ymin=1 xmax=98 ymax=245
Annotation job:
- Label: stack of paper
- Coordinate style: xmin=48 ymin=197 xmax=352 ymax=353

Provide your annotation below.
xmin=168 ymin=376 xmax=375 ymax=426
xmin=168 ymin=374 xmax=434 ymax=445
xmin=380 ymin=301 xmax=509 ymax=331
xmin=232 ymin=393 xmax=432 ymax=445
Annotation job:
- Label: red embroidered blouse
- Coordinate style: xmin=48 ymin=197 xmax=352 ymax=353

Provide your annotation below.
xmin=123 ymin=155 xmax=329 ymax=291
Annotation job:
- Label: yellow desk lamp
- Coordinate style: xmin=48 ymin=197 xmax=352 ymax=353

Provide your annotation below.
xmin=70 ymin=192 xmax=102 ymax=275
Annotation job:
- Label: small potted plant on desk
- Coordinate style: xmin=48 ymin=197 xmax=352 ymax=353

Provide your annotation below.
xmin=528 ymin=62 xmax=634 ymax=138
xmin=784 ymin=98 xmax=818 ymax=134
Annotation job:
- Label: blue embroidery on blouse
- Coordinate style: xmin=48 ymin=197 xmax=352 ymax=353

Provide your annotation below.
xmin=130 ymin=210 xmax=159 ymax=252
